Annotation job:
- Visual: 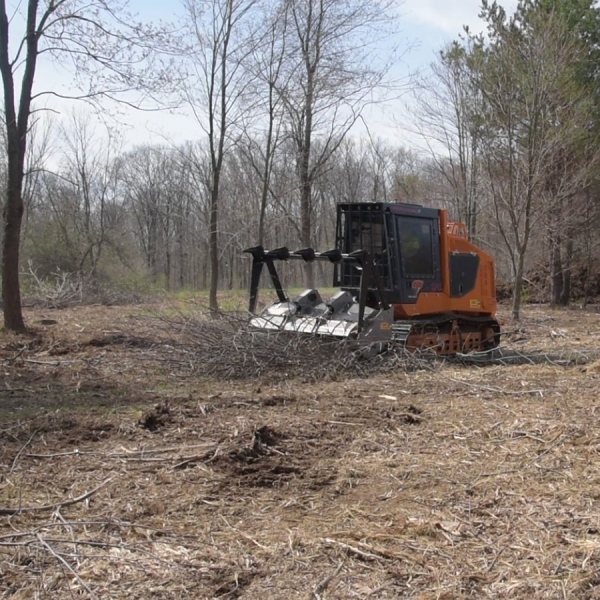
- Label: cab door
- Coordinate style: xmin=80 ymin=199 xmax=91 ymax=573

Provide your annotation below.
xmin=390 ymin=213 xmax=442 ymax=304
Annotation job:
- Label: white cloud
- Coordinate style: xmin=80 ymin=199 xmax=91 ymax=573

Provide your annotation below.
xmin=400 ymin=0 xmax=517 ymax=35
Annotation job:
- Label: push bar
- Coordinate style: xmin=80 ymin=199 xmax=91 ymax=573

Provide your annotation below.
xmin=243 ymin=246 xmax=390 ymax=327
xmin=244 ymin=245 xmax=344 ymax=264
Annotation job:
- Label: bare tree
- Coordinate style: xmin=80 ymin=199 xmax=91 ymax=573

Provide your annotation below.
xmin=411 ymin=42 xmax=485 ymax=239
xmin=121 ymin=146 xmax=175 ymax=286
xmin=0 ymin=0 xmax=172 ymax=331
xmin=24 ymin=116 xmax=132 ymax=288
xmin=182 ymin=0 xmax=258 ymax=313
xmin=280 ymin=0 xmax=399 ymax=287
xmin=238 ymin=0 xmax=289 ymax=246
xmin=58 ymin=115 xmax=121 ymax=277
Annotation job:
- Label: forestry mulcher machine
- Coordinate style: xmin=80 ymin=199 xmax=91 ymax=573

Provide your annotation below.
xmin=244 ymin=202 xmax=500 ymax=355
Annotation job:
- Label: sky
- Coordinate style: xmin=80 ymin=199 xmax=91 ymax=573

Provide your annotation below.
xmin=344 ymin=0 xmax=517 ymax=147
xmin=13 ymin=0 xmax=517 ymax=153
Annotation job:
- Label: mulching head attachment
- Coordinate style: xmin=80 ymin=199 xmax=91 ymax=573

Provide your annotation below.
xmin=243 ymin=246 xmax=393 ymax=345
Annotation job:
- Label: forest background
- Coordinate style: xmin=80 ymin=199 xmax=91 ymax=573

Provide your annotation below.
xmin=2 ymin=0 xmax=600 ymax=331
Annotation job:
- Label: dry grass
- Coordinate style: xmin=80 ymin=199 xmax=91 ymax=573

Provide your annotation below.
xmin=1 ymin=302 xmax=600 ymax=598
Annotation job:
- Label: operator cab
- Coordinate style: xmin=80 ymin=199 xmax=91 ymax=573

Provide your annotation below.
xmin=335 ymin=202 xmax=443 ymax=305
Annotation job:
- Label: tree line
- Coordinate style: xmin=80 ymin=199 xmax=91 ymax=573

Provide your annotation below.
xmin=2 ymin=0 xmax=600 ymax=331
xmin=18 ymin=122 xmax=426 ymax=292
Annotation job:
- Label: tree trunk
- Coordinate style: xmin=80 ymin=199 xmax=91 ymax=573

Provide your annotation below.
xmin=300 ymin=180 xmax=314 ymax=288
xmin=559 ymin=237 xmax=573 ymax=306
xmin=468 ymin=199 xmax=477 ymax=240
xmin=258 ymin=83 xmax=276 ymax=247
xmin=201 ymin=240 xmax=209 ymax=289
xmin=147 ymin=213 xmax=158 ymax=280
xmin=164 ymin=203 xmax=171 ymax=290
xmin=2 ymin=182 xmax=25 ymax=332
xmin=209 ymin=187 xmax=219 ymax=313
xmin=511 ymin=254 xmax=525 ymax=321
xmin=228 ymin=246 xmax=234 ymax=290
xmin=549 ymin=234 xmax=563 ymax=306
xmin=299 ymin=36 xmax=314 ymax=290
xmin=0 ymin=0 xmax=38 ymax=332
xmin=178 ymin=228 xmax=186 ymax=289
xmin=164 ymin=245 xmax=171 ymax=291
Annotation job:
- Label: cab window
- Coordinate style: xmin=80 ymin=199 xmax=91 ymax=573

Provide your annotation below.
xmin=397 ymin=217 xmax=435 ymax=277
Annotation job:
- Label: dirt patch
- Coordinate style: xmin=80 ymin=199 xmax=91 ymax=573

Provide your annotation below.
xmin=87 ymin=333 xmax=156 ymax=348
xmin=2 ymin=303 xmax=600 ymax=598
xmin=138 ymin=402 xmax=173 ymax=431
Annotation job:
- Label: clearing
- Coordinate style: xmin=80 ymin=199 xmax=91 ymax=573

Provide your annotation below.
xmin=1 ymin=301 xmax=600 ymax=599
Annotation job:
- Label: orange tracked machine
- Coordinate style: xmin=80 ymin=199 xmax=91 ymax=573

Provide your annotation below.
xmin=245 ymin=202 xmax=500 ymax=354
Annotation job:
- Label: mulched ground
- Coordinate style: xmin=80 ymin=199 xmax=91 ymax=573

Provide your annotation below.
xmin=2 ymin=302 xmax=600 ymax=599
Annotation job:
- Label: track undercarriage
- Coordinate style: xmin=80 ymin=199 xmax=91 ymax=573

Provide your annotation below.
xmin=391 ymin=315 xmax=501 ymax=355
